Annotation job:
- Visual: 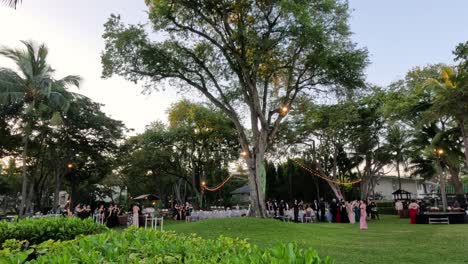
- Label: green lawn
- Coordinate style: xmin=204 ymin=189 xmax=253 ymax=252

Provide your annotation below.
xmin=162 ymin=215 xmax=468 ymax=264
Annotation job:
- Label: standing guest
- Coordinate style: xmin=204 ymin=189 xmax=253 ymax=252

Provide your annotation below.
xmin=293 ymin=199 xmax=299 ymax=222
xmin=312 ymin=199 xmax=319 ymax=217
xmin=74 ymin=204 xmax=83 ymax=218
xmin=359 ymin=200 xmax=368 ymax=230
xmin=319 ymin=198 xmax=326 ymax=222
xmin=408 ymin=200 xmax=420 ymax=224
xmin=98 ymin=204 xmax=106 ymax=223
xmin=63 ymin=200 xmax=71 ymax=217
xmin=82 ymin=205 xmax=91 ymax=218
xmin=395 ymin=200 xmax=403 ymax=217
xmin=369 ymin=201 xmax=380 ymax=220
xmin=172 ymin=204 xmax=179 ymax=220
xmin=325 ymin=208 xmax=332 ymax=223
xmin=107 ymin=204 xmax=119 ymax=228
xmin=132 ymin=204 xmax=140 ymax=227
xmin=346 ymin=201 xmax=355 ymax=224
xmin=340 ymin=200 xmax=348 ymax=223
xmin=279 ymin=200 xmax=285 ymax=217
xmin=366 ymin=200 xmax=371 ymax=220
xmin=266 ymin=200 xmax=272 ymax=214
xmin=273 ymin=200 xmax=279 ymax=218
xmin=330 ymin=198 xmax=337 ymax=222
xmin=335 ymin=199 xmax=341 ymax=223
xmin=353 ymin=201 xmax=360 ymax=223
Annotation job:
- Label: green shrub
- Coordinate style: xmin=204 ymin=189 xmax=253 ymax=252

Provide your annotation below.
xmin=2 ymin=228 xmax=333 ymax=263
xmin=377 ymin=207 xmax=396 ymax=215
xmin=0 ymin=217 xmax=107 ymax=247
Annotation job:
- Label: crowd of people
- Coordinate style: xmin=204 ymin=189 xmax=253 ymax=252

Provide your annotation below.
xmin=50 ymin=201 xmax=126 ymax=228
xmin=266 ymin=198 xmax=381 ymax=230
xmin=172 ymin=202 xmax=194 ymax=222
xmin=396 ymin=199 xmax=467 ymax=224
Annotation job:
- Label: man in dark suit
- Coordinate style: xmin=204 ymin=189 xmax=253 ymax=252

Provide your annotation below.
xmin=312 ymin=199 xmax=319 ymax=219
xmin=330 ymin=198 xmax=337 ymax=222
xmin=319 ymin=198 xmax=326 ymax=222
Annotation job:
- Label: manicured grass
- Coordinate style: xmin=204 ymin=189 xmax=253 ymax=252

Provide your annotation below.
xmin=162 ymin=215 xmax=468 ymax=264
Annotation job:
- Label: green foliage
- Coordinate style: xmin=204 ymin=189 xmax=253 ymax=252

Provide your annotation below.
xmin=0 ymin=217 xmax=107 ymax=247
xmin=165 ymin=216 xmax=468 ymax=264
xmin=118 ymin=100 xmax=241 ymax=207
xmin=3 ymin=228 xmax=332 ymax=263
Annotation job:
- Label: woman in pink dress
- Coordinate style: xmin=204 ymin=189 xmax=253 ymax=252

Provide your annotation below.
xmin=132 ymin=204 xmax=140 ymax=227
xmin=359 ymin=200 xmax=368 ymax=230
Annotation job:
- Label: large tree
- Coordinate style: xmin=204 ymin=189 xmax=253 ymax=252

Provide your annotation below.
xmin=101 ymin=0 xmax=367 ymax=217
xmin=119 ymin=101 xmax=240 ymax=208
xmin=0 ymin=41 xmax=81 ymax=217
xmin=387 ymin=63 xmax=466 ymax=201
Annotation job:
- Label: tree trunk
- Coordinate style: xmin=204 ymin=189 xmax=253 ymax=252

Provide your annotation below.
xmin=246 ymin=142 xmax=267 ymax=218
xmin=360 ymin=179 xmax=369 ymax=200
xmin=328 ymin=183 xmax=343 ymax=200
xmin=19 ymin=131 xmax=30 ymax=218
xmin=396 ymin=160 xmax=402 ymax=190
xmin=329 ymin=145 xmax=343 ymax=200
xmin=439 ymin=168 xmax=448 ymax=212
xmin=53 ymin=168 xmax=62 ymax=208
xmin=448 ymin=166 xmax=464 ymax=196
xmin=25 ymin=180 xmax=35 ymax=215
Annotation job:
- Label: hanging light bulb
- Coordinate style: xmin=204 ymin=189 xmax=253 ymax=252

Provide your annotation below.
xmin=280 ymin=105 xmax=289 ymax=116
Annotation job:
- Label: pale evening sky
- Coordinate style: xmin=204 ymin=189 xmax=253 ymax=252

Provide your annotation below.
xmin=1 ymin=1 xmax=467 ymax=134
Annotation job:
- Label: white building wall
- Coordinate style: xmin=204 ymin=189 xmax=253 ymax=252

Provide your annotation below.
xmin=373 ymin=177 xmax=423 ymax=200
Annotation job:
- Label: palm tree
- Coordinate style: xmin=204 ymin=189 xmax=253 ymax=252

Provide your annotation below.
xmin=0 ymin=40 xmax=81 ymax=217
xmin=424 ymin=66 xmax=468 ymax=169
xmin=386 ymin=125 xmax=409 ymax=190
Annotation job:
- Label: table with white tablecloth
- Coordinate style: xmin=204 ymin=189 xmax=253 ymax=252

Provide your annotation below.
xmin=189 ymin=209 xmax=248 ymax=220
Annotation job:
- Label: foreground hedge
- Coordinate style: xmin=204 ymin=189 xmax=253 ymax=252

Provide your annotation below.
xmin=0 ymin=217 xmax=107 ymax=247
xmin=2 ymin=228 xmax=333 ymax=263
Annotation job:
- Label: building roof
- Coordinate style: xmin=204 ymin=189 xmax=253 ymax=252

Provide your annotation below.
xmin=231 ymin=185 xmax=250 ymax=195
xmin=392 ymin=189 xmax=412 ymax=195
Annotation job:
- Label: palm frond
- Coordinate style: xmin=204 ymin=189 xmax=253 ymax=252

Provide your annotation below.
xmin=1 ymin=0 xmax=21 ymax=8
xmin=0 ymin=92 xmax=25 ymax=105
xmin=57 ymin=75 xmax=82 ymax=88
xmin=49 ymin=92 xmax=71 ymax=112
xmin=0 ymin=68 xmax=25 ymax=91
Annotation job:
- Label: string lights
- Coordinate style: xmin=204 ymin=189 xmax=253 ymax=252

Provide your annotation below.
xmin=240 ymin=150 xmax=249 ymax=157
xmin=280 ymin=105 xmax=289 ymax=116
xmin=203 ymin=160 xmax=361 ymax=193
xmin=292 ymin=159 xmax=362 ymax=185
xmin=202 ymin=174 xmax=236 ymax=192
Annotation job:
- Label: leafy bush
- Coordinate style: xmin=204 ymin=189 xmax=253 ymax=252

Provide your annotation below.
xmin=2 ymin=228 xmax=333 ymax=263
xmin=0 ymin=217 xmax=107 ymax=247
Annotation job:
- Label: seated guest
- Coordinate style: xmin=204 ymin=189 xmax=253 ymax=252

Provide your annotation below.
xmin=303 ymin=205 xmax=314 ymax=222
